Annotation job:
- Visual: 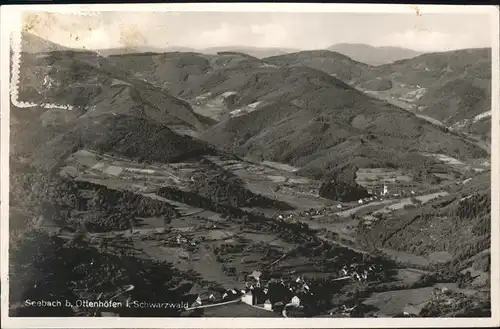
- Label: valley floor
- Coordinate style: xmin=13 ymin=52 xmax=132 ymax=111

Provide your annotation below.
xmin=12 ymin=147 xmax=490 ymax=318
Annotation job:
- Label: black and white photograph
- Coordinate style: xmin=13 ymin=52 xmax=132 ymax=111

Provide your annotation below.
xmin=1 ymin=3 xmax=499 ymax=327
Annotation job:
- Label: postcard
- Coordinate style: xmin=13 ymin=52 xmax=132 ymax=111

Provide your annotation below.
xmin=1 ymin=3 xmax=499 ymax=328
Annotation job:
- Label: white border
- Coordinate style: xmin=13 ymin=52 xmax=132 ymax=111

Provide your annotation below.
xmin=1 ymin=3 xmax=499 ymax=329
xmin=9 ymin=10 xmax=96 ymax=110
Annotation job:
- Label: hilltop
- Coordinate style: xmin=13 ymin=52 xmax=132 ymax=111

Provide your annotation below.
xmin=263 ymin=50 xmax=369 ymax=83
xmin=357 ymin=48 xmax=491 ymax=88
xmin=19 ymin=32 xmax=75 ymax=53
xmin=106 ymin=51 xmax=267 ymax=97
xmin=104 ymin=48 xmax=488 ymax=184
xmin=197 ymin=64 xmax=486 ymax=184
xmin=354 ymin=48 xmax=492 ymax=141
xmin=83 ymin=46 xmax=298 ymax=59
xmin=12 ymin=49 xmax=219 ymax=171
xmin=201 ymin=46 xmax=299 ymax=59
xmin=328 ymin=43 xmax=422 ymax=66
xmin=17 ymin=51 xmax=208 ymax=130
xmin=29 ymin=114 xmax=220 ymax=172
xmin=259 ymin=47 xmax=491 ymax=142
xmin=17 ymin=45 xmax=488 ymax=185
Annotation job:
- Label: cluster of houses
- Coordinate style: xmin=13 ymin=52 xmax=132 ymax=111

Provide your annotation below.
xmin=300 ymin=208 xmax=332 ymax=217
xmin=189 ymin=263 xmax=387 ymax=316
xmin=338 ymin=263 xmax=381 ymax=282
xmin=272 ymin=184 xmax=421 ymax=221
xmin=297 ymin=206 xmax=351 ymax=219
xmin=239 ymin=270 xmax=315 ymax=312
xmin=275 ymin=213 xmax=297 ymax=223
xmin=237 ymin=266 xmax=383 ymax=313
xmin=358 ymin=185 xmax=417 ymax=205
xmin=190 ymin=269 xmax=319 ymax=312
xmin=176 ymin=233 xmax=207 ymax=248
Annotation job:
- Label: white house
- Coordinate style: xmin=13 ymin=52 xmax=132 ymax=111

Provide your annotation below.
xmin=382 ymin=184 xmax=388 ymax=196
xmin=402 ymin=303 xmax=422 ymax=316
xmin=242 ymin=291 xmax=254 ymax=305
xmin=264 ymin=299 xmax=273 ymax=311
xmin=358 ymin=199 xmax=364 ymax=204
xmin=176 ymin=234 xmax=187 ymax=245
xmin=250 ymin=271 xmax=262 ymax=281
xmin=441 ymin=287 xmax=451 ymax=294
xmin=291 ymin=296 xmax=301 ymax=307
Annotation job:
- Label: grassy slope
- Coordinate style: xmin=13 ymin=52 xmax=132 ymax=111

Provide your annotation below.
xmin=327 ymin=43 xmax=422 ymax=66
xmin=18 ymin=51 xmax=206 ymax=130
xmin=199 ymin=65 xmax=487 ymax=180
xmin=31 ymin=114 xmax=219 ymax=172
xmin=263 ymin=50 xmax=370 ymax=83
xmin=355 ymin=48 xmax=492 ymax=139
xmin=357 ymin=172 xmax=491 ymax=271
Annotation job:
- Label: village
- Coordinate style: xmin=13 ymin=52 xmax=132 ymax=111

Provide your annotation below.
xmin=271 ymin=183 xmax=419 ymax=223
xmin=186 ymin=259 xmax=384 ymax=317
xmin=164 ymin=182 xmax=432 ymax=317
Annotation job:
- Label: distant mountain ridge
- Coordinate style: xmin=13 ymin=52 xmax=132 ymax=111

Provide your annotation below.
xmin=17 ymin=33 xmax=298 ymax=59
xmin=200 ymin=46 xmax=300 ymax=58
xmin=14 ymin=34 xmax=490 ymax=179
xmin=19 ymin=32 xmax=75 ymax=53
xmin=263 ymin=50 xmax=370 ymax=83
xmin=328 ymin=43 xmax=423 ymax=66
xmin=98 ymin=46 xmax=300 ymax=59
xmin=17 ymin=33 xmax=421 ymax=66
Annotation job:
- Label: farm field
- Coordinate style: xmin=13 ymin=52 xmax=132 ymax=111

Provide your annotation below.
xmin=355 ymin=168 xmax=413 ymax=189
xmin=51 ymin=148 xmax=491 ymax=290
xmin=53 ymin=149 xmax=444 ymax=297
xmin=362 ymin=283 xmax=457 ymax=317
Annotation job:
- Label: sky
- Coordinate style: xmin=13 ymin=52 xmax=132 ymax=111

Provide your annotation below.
xmin=22 ymin=11 xmax=492 ymax=52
